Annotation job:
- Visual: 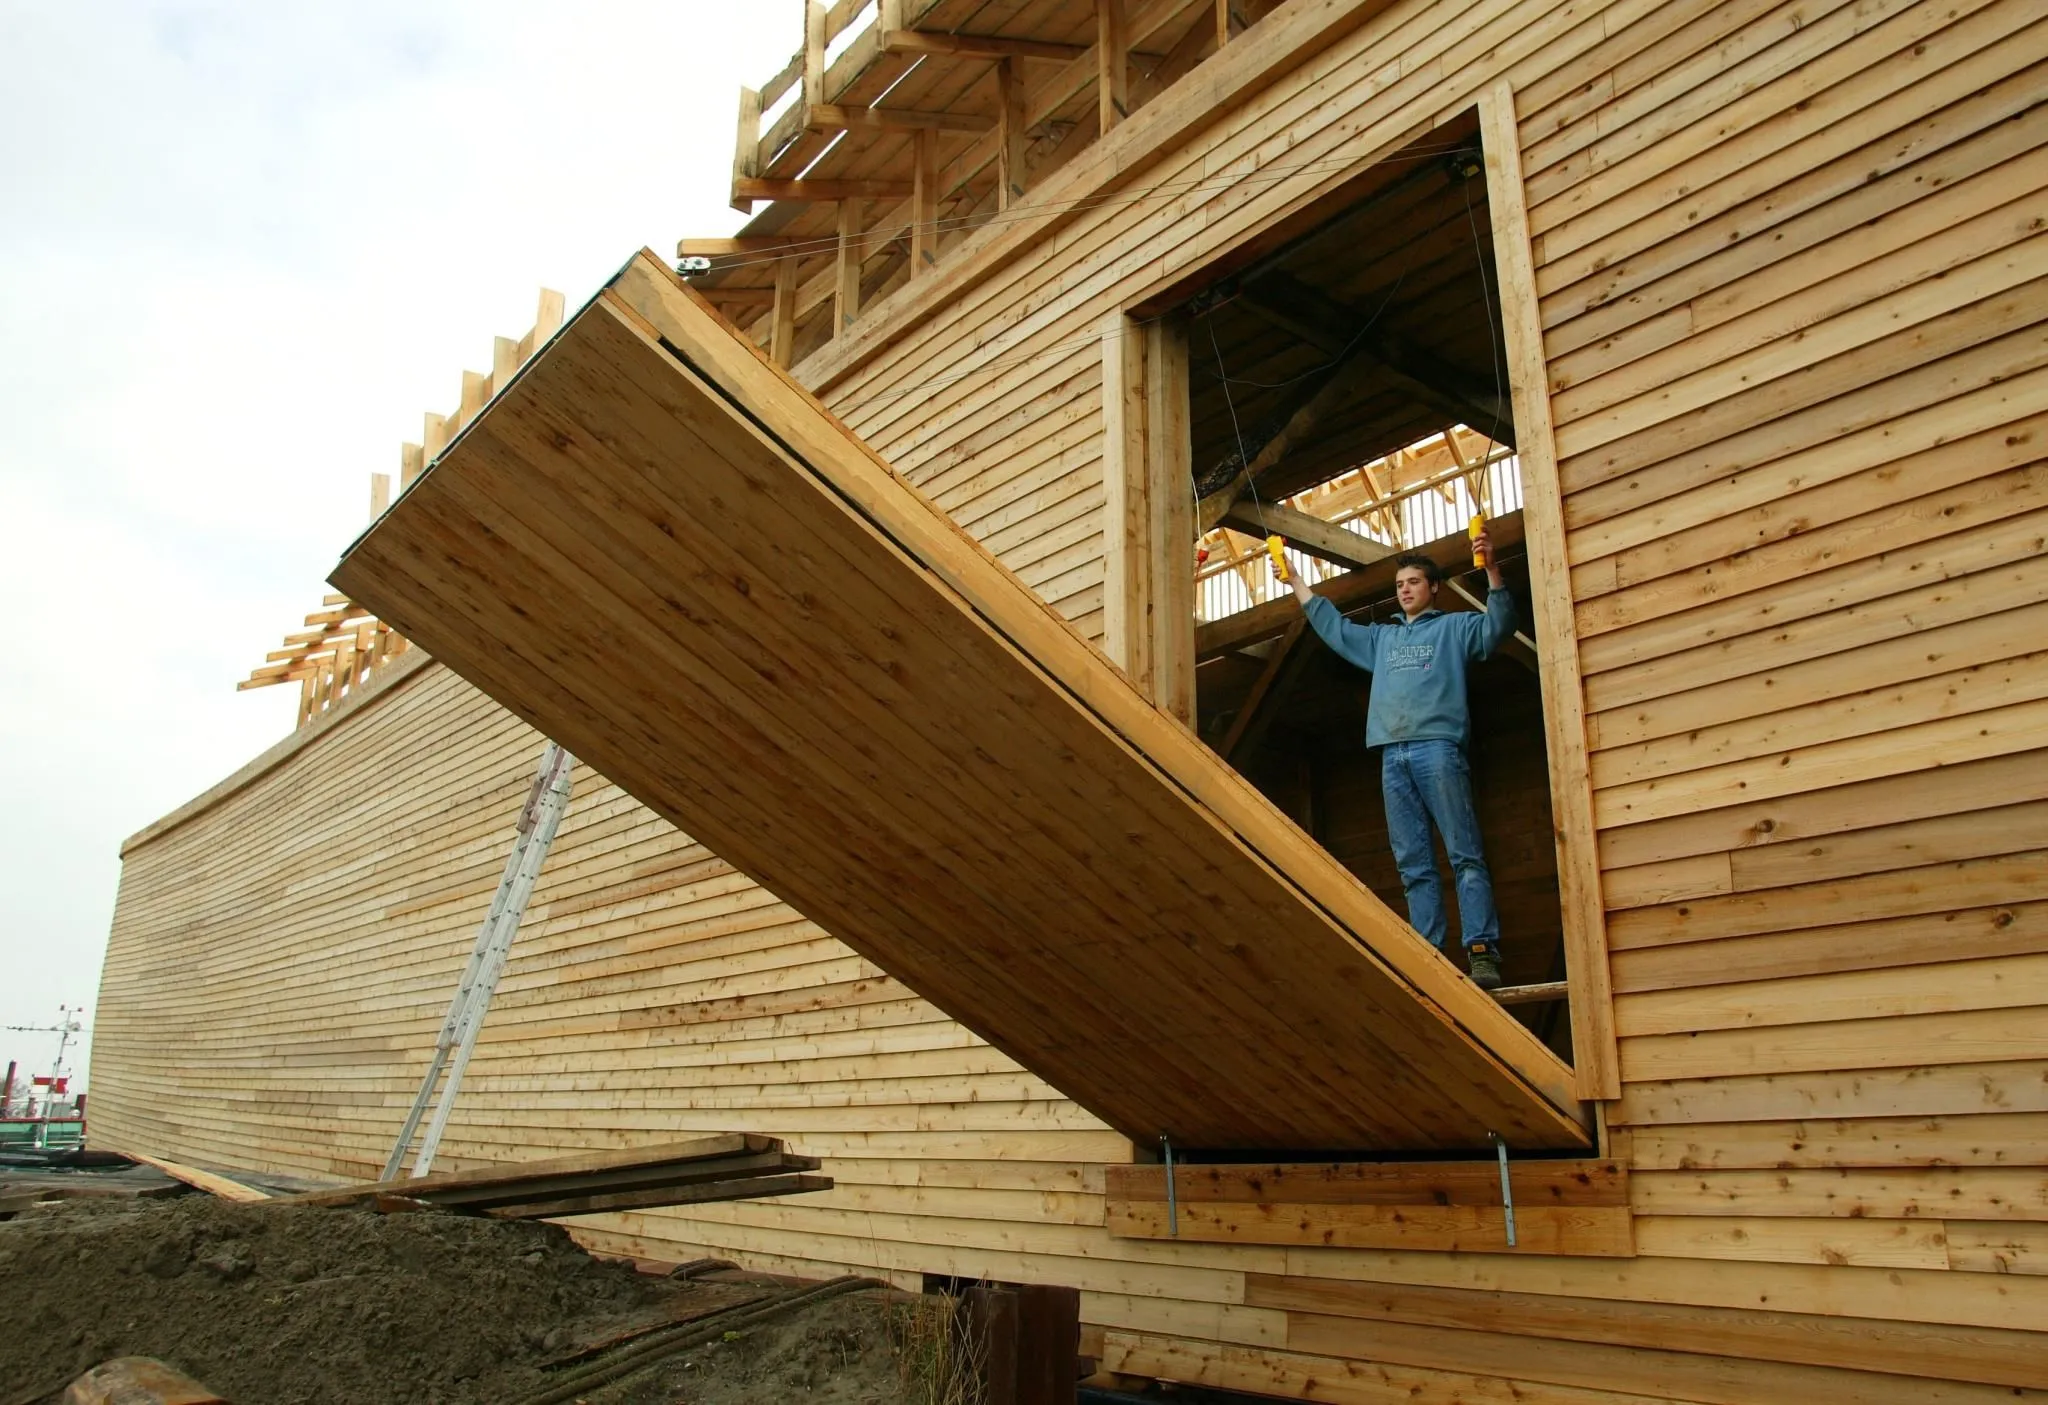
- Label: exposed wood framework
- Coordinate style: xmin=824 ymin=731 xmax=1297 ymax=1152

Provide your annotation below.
xmin=680 ymin=0 xmax=1231 ymax=367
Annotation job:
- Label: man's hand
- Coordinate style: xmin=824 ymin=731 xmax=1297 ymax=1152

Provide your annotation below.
xmin=1474 ymin=528 xmax=1505 ymax=589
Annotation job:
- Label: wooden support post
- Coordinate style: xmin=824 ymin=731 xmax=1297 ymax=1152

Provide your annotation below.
xmin=835 ymin=198 xmax=864 ymax=333
xmin=803 ymin=2 xmax=826 ymax=108
xmin=911 ymin=128 xmax=938 ymax=276
xmin=534 ymin=288 xmax=565 ymax=342
xmin=1217 ymin=618 xmax=1307 ymax=761
xmin=1216 ymin=0 xmax=1232 ymax=46
xmin=733 ymin=176 xmax=913 ymax=202
xmin=956 ymin=1282 xmax=1081 ymax=1405
xmin=369 ymin=473 xmax=391 ymax=520
xmin=771 ymin=250 xmax=800 ymax=366
xmin=1103 ymin=310 xmax=1195 ymax=724
xmin=1102 ymin=312 xmax=1151 ymax=685
xmin=731 ymin=85 xmax=761 ymax=215
xmin=399 ymin=442 xmax=424 ymax=492
xmin=997 ymin=58 xmax=1028 ymax=211
xmin=1480 ymin=81 xmax=1618 ymax=1102
xmin=490 ymin=335 xmax=519 ymax=395
xmin=457 ymin=370 xmax=486 ymax=431
xmin=1146 ymin=315 xmax=1195 ymax=725
xmin=1097 ymin=0 xmax=1129 ymax=132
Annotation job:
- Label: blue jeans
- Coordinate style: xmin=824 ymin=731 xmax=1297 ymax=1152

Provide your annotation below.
xmin=1380 ymin=739 xmax=1500 ymax=953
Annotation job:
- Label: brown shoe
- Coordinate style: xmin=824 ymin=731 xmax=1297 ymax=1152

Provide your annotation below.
xmin=1467 ymin=948 xmax=1503 ymax=992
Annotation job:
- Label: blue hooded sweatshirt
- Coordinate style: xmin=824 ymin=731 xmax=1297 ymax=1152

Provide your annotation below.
xmin=1301 ymin=588 xmax=1516 ymax=749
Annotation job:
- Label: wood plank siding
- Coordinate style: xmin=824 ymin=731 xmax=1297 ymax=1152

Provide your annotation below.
xmin=94 ymin=0 xmax=2048 ymax=1399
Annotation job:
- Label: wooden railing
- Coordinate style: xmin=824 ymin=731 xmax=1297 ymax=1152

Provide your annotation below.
xmin=1197 ymin=431 xmax=1521 ymax=623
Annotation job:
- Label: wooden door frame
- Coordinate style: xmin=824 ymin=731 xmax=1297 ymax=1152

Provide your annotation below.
xmin=1100 ymin=83 xmax=1620 ymax=1107
xmin=1480 ymin=81 xmax=1619 ymax=1102
xmin=1102 ymin=309 xmax=1197 ymax=727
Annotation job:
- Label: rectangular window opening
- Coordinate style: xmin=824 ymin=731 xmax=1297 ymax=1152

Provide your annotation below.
xmin=1168 ymin=111 xmax=1579 ymax=1070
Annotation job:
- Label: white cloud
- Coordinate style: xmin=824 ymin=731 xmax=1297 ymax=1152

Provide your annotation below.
xmin=0 ymin=1 xmax=794 ymax=1083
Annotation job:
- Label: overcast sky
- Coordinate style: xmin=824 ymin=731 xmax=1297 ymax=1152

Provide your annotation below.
xmin=0 ymin=2 xmax=793 ymax=1088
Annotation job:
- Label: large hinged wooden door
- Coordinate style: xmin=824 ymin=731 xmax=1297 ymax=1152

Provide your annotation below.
xmin=333 ymin=251 xmax=1589 ymax=1152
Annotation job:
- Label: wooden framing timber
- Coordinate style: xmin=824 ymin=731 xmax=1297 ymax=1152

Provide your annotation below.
xmin=278 ymin=1134 xmax=829 ymax=1219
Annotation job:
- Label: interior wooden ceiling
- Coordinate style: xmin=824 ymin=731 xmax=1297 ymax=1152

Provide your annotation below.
xmin=1182 ymin=112 xmax=1516 ymax=508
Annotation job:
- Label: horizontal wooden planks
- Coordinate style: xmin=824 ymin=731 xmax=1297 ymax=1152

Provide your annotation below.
xmin=1106 ymin=1160 xmax=1635 ymax=1256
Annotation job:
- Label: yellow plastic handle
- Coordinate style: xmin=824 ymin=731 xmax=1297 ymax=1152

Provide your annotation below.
xmin=1469 ymin=514 xmax=1487 ymax=569
xmin=1265 ymin=535 xmax=1291 ymax=584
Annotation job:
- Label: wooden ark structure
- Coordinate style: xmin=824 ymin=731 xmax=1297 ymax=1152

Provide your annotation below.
xmin=94 ymin=0 xmax=2048 ymax=1399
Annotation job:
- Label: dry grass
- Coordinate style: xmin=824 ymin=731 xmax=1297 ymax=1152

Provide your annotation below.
xmin=890 ymin=1293 xmax=986 ymax=1405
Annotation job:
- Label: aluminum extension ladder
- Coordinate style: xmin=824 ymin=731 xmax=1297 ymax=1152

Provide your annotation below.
xmin=383 ymin=741 xmax=575 ymax=1179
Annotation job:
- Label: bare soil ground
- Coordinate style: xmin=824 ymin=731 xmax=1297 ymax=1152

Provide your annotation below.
xmin=0 ymin=1193 xmax=912 ymax=1405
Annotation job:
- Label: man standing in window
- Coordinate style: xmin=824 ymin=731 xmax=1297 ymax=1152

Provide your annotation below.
xmin=1278 ymin=534 xmax=1515 ymax=991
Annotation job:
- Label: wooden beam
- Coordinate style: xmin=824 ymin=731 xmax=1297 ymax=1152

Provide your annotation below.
xmin=1480 ymin=81 xmax=1618 ymax=1103
xmin=771 ymin=251 xmax=799 ymax=367
xmin=699 ymin=287 xmax=778 ymax=307
xmin=733 ymin=177 xmax=913 ymax=202
xmin=803 ymin=1 xmax=825 ymax=107
xmin=1220 ymin=499 xmax=1394 ymax=572
xmin=1098 ymin=0 xmax=1130 ymax=132
xmin=1102 ymin=312 xmax=1151 ymax=684
xmin=676 ymin=236 xmax=821 ymax=258
xmin=1198 ymin=512 xmax=1527 ymax=659
xmin=1195 ymin=344 xmax=1385 ymax=533
xmin=1216 ymin=617 xmax=1307 ymax=761
xmin=1238 ymin=271 xmax=1512 ymax=440
xmin=457 ymin=369 xmax=486 ymax=427
xmin=1146 ymin=315 xmax=1196 ymax=725
xmin=730 ymin=86 xmax=761 ymax=215
xmin=1493 ymin=980 xmax=1570 ymax=1007
xmin=534 ymin=288 xmax=565 ymax=342
xmin=835 ymin=198 xmax=863 ymax=333
xmin=997 ymin=58 xmax=1029 ymax=211
xmin=809 ymin=101 xmax=992 ymax=135
xmin=483 ymin=1171 xmax=833 ymax=1220
xmin=1440 ymin=574 xmax=1539 ymax=674
xmin=880 ymin=28 xmax=1089 ymax=63
xmin=490 ymin=335 xmax=519 ymax=395
xmin=911 ymin=128 xmax=937 ymax=277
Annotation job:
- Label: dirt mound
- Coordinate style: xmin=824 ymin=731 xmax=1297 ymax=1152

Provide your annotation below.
xmin=0 ymin=1194 xmax=906 ymax=1404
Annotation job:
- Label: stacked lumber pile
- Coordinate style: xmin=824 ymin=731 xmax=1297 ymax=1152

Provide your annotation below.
xmin=277 ymin=1134 xmax=828 ymax=1220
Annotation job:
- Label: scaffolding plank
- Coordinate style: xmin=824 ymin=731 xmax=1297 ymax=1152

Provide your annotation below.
xmin=332 ymin=250 xmax=1588 ymax=1153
